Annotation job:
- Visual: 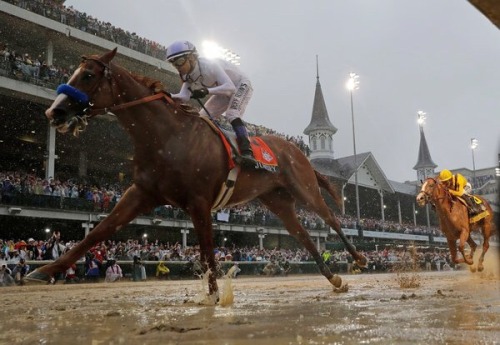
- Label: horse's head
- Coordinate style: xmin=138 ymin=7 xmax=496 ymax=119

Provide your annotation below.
xmin=45 ymin=48 xmax=118 ymax=135
xmin=416 ymin=177 xmax=438 ymax=207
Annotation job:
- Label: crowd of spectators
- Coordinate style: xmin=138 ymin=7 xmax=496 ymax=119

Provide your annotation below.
xmin=0 ymin=170 xmax=127 ymax=213
xmin=0 ymin=169 xmax=450 ymax=237
xmin=0 ymin=40 xmax=73 ymax=88
xmin=3 ymin=0 xmax=168 ymax=60
xmin=1 ymin=232 xmax=458 ymax=286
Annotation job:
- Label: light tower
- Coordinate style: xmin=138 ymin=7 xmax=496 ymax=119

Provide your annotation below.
xmin=346 ymin=72 xmax=360 ymax=227
xmin=470 ymin=138 xmax=478 ymax=190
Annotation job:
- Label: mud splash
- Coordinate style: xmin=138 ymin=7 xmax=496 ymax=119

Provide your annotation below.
xmin=1 ymin=252 xmax=499 ymax=345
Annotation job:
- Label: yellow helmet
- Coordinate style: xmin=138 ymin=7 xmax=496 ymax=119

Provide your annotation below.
xmin=438 ymin=169 xmax=453 ymax=182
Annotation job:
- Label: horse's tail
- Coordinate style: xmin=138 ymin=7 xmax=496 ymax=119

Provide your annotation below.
xmin=314 ymin=170 xmax=342 ymax=209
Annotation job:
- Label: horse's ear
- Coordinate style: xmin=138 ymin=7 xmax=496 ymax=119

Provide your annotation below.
xmin=101 ymin=48 xmax=118 ymax=64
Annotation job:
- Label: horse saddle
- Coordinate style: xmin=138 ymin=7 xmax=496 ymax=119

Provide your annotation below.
xmin=456 ymin=195 xmax=489 ymax=224
xmin=222 ymin=129 xmax=279 ymax=172
xmin=200 ymin=116 xmax=279 ymax=172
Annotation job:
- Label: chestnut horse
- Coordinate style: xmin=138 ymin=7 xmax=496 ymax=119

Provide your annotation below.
xmin=416 ymin=177 xmax=495 ymax=272
xmin=31 ymin=48 xmax=366 ymax=298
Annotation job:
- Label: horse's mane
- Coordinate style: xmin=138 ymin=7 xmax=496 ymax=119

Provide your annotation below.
xmin=129 ymin=71 xmax=198 ymax=114
xmin=130 ymin=73 xmax=164 ymax=93
xmin=429 ymin=178 xmax=454 ymax=206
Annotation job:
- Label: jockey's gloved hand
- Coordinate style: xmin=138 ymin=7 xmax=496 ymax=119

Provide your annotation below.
xmin=190 ymin=88 xmax=209 ymax=99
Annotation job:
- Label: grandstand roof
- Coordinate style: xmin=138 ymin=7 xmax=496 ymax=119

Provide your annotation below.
xmin=313 ymin=152 xmax=396 ymax=194
xmin=389 ymin=180 xmax=419 ymax=195
xmin=310 ymin=158 xmax=344 ymax=180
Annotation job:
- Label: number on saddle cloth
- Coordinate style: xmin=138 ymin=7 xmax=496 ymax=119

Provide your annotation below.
xmin=249 ymin=137 xmax=279 ymax=172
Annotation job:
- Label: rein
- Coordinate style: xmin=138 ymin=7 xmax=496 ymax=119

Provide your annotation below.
xmin=423 ymin=179 xmax=455 ymax=212
xmin=85 ymin=92 xmax=174 ymax=117
xmin=57 ymin=55 xmax=175 ymax=119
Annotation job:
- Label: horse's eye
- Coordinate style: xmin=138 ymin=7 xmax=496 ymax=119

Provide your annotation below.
xmin=82 ymin=72 xmax=94 ymax=81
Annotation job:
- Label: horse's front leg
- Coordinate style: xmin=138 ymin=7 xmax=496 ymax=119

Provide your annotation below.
xmin=447 ymin=239 xmax=464 ymax=265
xmin=458 ymin=228 xmax=474 ymax=265
xmin=189 ymin=201 xmax=219 ymax=300
xmin=27 ymin=185 xmax=153 ymax=282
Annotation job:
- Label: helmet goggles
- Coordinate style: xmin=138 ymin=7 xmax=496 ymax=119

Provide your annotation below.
xmin=169 ymin=55 xmax=189 ymax=67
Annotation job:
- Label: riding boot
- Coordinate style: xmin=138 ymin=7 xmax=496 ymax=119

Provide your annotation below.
xmin=231 ymin=118 xmax=258 ymax=167
xmin=464 ymin=195 xmax=477 ymax=214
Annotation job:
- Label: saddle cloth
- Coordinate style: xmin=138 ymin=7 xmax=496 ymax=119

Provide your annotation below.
xmin=201 ymin=116 xmax=278 ymax=172
xmin=225 ymin=134 xmax=278 ymax=172
xmin=456 ymin=195 xmax=489 ymax=224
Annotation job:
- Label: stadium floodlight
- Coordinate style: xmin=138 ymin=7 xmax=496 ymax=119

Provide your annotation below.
xmin=202 ymin=40 xmax=241 ymax=65
xmin=346 ymin=72 xmax=360 ymax=91
xmin=417 ymin=111 xmax=426 ymax=126
xmin=471 ymin=138 xmax=479 ymax=190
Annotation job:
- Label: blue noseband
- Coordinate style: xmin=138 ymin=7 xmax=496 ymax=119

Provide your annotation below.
xmin=56 ymin=84 xmax=90 ymax=105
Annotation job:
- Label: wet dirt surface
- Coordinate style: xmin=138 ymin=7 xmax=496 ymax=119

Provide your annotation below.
xmin=1 ymin=266 xmax=499 ymax=345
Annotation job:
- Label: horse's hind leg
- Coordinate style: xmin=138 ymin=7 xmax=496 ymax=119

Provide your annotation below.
xmin=258 ymin=191 xmax=341 ymax=287
xmin=27 ymin=185 xmax=152 ymax=282
xmin=286 ymin=173 xmax=366 ymax=267
xmin=477 ymin=221 xmax=493 ymax=272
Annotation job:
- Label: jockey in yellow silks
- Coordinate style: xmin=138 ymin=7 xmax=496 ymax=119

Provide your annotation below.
xmin=438 ymin=169 xmax=480 ymax=213
xmin=438 ymin=170 xmax=467 ymax=197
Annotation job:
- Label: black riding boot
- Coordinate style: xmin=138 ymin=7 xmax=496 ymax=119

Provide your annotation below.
xmin=231 ymin=118 xmax=257 ymax=166
xmin=464 ymin=195 xmax=478 ymax=214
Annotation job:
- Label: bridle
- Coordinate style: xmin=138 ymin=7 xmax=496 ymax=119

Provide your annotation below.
xmin=419 ymin=178 xmax=452 ymax=207
xmin=55 ymin=57 xmax=174 ymax=133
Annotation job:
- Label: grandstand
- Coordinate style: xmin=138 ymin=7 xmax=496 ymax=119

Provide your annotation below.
xmin=0 ymin=0 xmax=498 ymax=251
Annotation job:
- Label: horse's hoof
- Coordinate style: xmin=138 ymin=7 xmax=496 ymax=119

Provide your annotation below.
xmin=25 ymin=269 xmax=52 ymax=284
xmin=477 ymin=266 xmax=484 ymax=272
xmin=356 ymin=256 xmax=368 ymax=268
xmin=329 ymin=274 xmax=342 ymax=288
xmin=469 ymin=266 xmax=477 ymax=273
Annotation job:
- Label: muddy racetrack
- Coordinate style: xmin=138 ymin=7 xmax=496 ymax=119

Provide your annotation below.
xmin=1 ymin=258 xmax=499 ymax=345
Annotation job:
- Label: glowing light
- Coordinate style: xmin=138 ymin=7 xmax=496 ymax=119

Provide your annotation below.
xmin=201 ymin=40 xmax=240 ymax=65
xmin=346 ymin=72 xmax=360 ymax=91
xmin=417 ymin=111 xmax=426 ymax=126
xmin=202 ymin=40 xmax=223 ymax=59
xmin=470 ymin=138 xmax=478 ymax=150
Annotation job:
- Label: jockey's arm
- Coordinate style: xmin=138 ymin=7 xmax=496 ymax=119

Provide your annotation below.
xmin=171 ymin=82 xmax=191 ymax=102
xmin=449 ymin=174 xmax=467 ymax=197
xmin=203 ymin=62 xmax=236 ymax=97
xmin=448 ymin=188 xmax=464 ymax=197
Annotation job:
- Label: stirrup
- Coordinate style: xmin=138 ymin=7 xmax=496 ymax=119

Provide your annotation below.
xmin=237 ymin=153 xmax=258 ymax=167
